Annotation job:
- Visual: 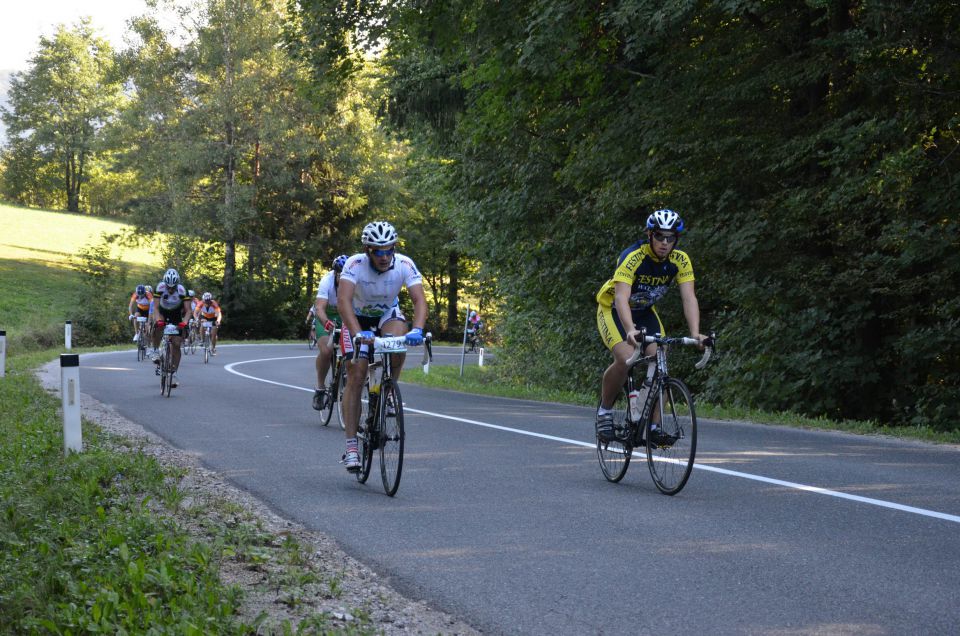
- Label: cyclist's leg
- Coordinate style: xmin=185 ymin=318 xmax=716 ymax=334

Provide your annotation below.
xmin=341 ymin=318 xmax=375 ymax=439
xmin=210 ymin=324 xmax=218 ymax=351
xmin=171 ymin=335 xmax=183 ymax=371
xmin=597 ymin=305 xmax=635 ymax=410
xmin=378 ymin=309 xmax=407 ymax=381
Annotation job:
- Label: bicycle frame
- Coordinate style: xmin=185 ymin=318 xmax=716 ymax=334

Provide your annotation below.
xmin=623 ymin=332 xmax=712 ymax=443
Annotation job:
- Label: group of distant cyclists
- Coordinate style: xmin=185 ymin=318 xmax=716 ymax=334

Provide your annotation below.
xmin=130 ymin=207 xmax=704 ymax=479
xmin=127 ymin=270 xmax=223 ymax=388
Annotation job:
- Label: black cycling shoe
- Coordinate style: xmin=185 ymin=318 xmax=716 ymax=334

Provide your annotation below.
xmin=596 ymin=412 xmax=616 ymax=442
xmin=312 ymin=389 xmax=326 ymax=411
xmin=647 ymin=427 xmax=678 ymax=448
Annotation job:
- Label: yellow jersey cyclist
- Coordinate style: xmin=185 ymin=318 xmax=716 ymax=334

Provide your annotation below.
xmin=311 ymin=254 xmax=348 ymax=410
xmin=595 ymin=209 xmax=707 ymax=441
xmin=150 ymin=269 xmax=193 ymax=388
xmin=337 ymin=221 xmax=428 ymax=472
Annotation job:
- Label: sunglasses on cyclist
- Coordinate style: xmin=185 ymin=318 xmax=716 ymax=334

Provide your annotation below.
xmin=368 ymin=247 xmax=395 ymax=257
xmin=651 ymin=232 xmax=678 ymax=245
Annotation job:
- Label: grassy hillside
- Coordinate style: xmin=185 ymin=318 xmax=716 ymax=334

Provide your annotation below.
xmin=0 ymin=203 xmax=162 ymax=344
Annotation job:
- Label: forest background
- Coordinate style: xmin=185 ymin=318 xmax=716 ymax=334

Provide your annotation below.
xmin=1 ymin=0 xmax=957 ymax=431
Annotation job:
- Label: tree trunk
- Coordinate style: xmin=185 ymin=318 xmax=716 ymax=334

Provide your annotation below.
xmin=446 ymin=250 xmax=459 ymax=331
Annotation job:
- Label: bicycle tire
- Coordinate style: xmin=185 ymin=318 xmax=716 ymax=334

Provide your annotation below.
xmin=320 ymin=355 xmax=338 ymax=427
xmin=203 ymin=332 xmax=210 ymax=364
xmin=379 ymin=379 xmax=404 ymax=496
xmin=596 ymin=385 xmax=632 ymax=483
xmin=335 ymin=362 xmax=349 ymax=430
xmin=163 ymin=342 xmax=174 ymax=397
xmin=645 ymin=377 xmax=697 ymax=495
xmin=357 ymin=381 xmax=374 ymax=483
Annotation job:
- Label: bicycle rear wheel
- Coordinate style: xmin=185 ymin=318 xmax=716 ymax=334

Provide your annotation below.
xmin=646 ymin=377 xmax=697 ymax=495
xmin=379 ymin=380 xmax=404 ymax=496
xmin=356 ymin=381 xmax=374 ymax=483
xmin=320 ymin=356 xmax=338 ymax=427
xmin=596 ymin=385 xmax=632 ymax=482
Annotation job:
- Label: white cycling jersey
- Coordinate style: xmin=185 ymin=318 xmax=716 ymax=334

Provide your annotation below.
xmin=340 ymin=252 xmax=422 ymax=318
xmin=155 ymin=282 xmax=188 ymax=312
xmin=315 ymin=270 xmax=339 ymax=309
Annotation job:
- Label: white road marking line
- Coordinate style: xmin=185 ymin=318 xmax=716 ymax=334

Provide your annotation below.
xmin=218 ymin=356 xmax=959 ymax=525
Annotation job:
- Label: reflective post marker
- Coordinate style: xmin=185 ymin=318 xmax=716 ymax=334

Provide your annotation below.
xmin=0 ymin=330 xmax=6 ymax=378
xmin=65 ymin=320 xmax=72 ymax=350
xmin=60 ymin=354 xmax=82 ymax=454
xmin=479 ymin=347 xmax=485 ymax=367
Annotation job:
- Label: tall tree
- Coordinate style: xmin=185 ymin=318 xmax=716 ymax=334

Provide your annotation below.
xmin=1 ymin=20 xmax=123 ymax=212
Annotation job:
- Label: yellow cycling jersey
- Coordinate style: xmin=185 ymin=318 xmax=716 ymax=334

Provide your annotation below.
xmin=596 ymin=241 xmax=694 ymax=311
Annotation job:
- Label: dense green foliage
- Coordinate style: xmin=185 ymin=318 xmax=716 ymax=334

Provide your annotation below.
xmin=291 ymin=0 xmax=960 ymax=430
xmin=2 ymin=1 xmax=957 ymax=429
xmin=1 ymin=21 xmax=124 ymax=212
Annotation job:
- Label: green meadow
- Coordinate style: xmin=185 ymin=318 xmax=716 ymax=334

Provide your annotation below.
xmin=0 ymin=203 xmax=160 ymax=342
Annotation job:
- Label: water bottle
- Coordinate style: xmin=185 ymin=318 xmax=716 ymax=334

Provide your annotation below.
xmin=638 ymin=362 xmax=656 ymax=408
xmin=628 ymin=387 xmax=642 ymax=422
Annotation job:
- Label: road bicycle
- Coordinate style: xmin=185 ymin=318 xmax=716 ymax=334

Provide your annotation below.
xmin=315 ymin=326 xmax=344 ymax=428
xmin=134 ymin=316 xmax=150 ymax=362
xmin=200 ymin=320 xmax=215 ymax=363
xmin=464 ymin=330 xmax=482 ymax=353
xmin=351 ymin=333 xmax=431 ymax=496
xmin=596 ymin=329 xmax=715 ymax=495
xmin=184 ymin=319 xmax=199 ymax=355
xmin=156 ymin=323 xmax=180 ymax=397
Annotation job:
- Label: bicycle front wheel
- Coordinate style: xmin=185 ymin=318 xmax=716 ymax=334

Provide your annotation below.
xmin=335 ymin=361 xmax=349 ymax=430
xmin=379 ymin=380 xmax=404 ymax=496
xmin=646 ymin=377 xmax=697 ymax=495
xmin=163 ymin=345 xmax=174 ymax=397
xmin=596 ymin=385 xmax=632 ymax=483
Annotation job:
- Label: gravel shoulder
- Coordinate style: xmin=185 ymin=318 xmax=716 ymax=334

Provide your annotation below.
xmin=38 ymin=360 xmax=479 ymax=635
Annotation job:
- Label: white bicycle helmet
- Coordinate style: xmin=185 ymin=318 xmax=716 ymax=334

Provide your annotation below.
xmin=361 ymin=221 xmax=398 ymax=247
xmin=188 ymin=289 xmax=195 ymax=298
xmin=162 ymin=268 xmax=180 ymax=287
xmin=202 ymin=292 xmax=213 ymax=301
xmin=645 ymin=209 xmax=685 ymax=233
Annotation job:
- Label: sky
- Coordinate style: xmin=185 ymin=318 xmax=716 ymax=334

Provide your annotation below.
xmin=1 ymin=0 xmax=152 ymax=73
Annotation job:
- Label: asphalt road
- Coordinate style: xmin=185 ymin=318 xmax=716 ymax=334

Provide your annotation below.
xmin=76 ymin=343 xmax=960 ymax=635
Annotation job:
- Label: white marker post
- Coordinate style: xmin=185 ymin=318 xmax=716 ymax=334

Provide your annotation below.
xmin=60 ymin=354 xmax=82 ymax=454
xmin=478 ymin=347 xmax=484 ymax=367
xmin=65 ymin=320 xmax=73 ymax=350
xmin=0 ymin=330 xmax=6 ymax=378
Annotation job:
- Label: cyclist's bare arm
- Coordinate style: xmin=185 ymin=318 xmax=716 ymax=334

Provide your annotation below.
xmin=678 ymin=280 xmax=704 ymax=347
xmin=407 ymin=283 xmax=429 ymax=332
xmin=336 ymin=279 xmax=363 ymax=340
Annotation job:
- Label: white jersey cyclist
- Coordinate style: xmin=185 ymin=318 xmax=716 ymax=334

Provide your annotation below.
xmin=339 ymin=252 xmax=422 ymax=326
xmin=315 ymin=270 xmax=340 ymax=309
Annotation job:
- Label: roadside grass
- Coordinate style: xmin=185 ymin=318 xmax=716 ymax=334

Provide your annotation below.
xmin=0 ymin=349 xmax=372 ymax=634
xmin=401 ymin=356 xmax=960 ymax=445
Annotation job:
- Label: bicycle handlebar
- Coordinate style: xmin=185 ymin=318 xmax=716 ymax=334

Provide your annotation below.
xmin=624 ymin=330 xmax=716 ymax=370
